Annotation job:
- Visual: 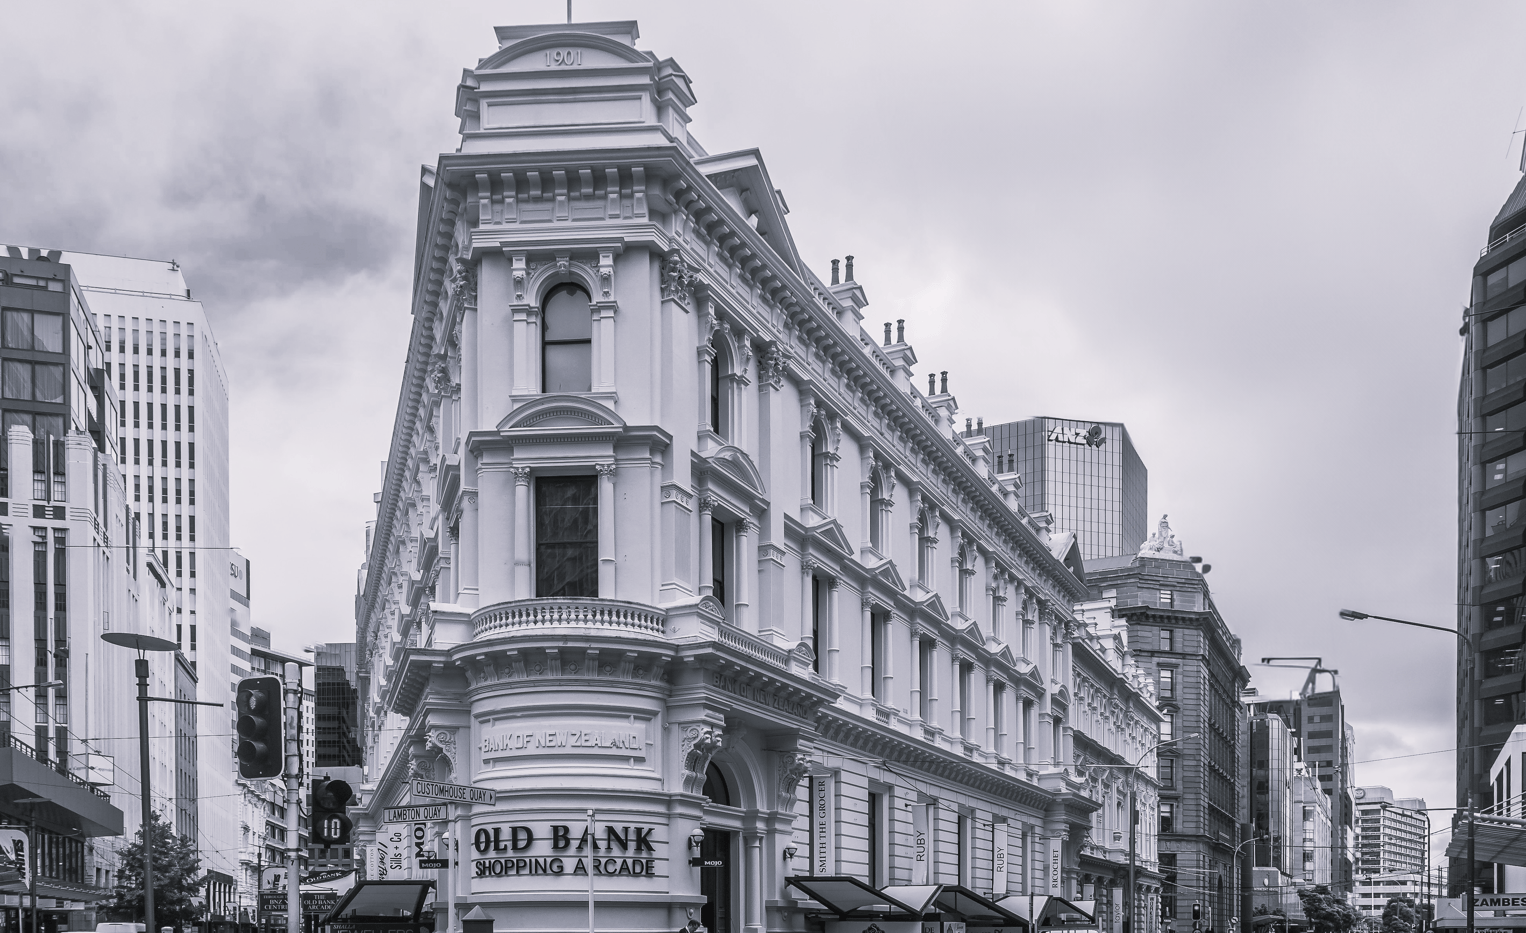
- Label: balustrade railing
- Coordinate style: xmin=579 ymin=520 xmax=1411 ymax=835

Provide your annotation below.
xmin=473 ymin=598 xmax=666 ymax=639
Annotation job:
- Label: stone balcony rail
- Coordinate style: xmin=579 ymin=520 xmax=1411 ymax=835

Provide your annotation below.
xmin=472 ymin=598 xmax=667 ymax=639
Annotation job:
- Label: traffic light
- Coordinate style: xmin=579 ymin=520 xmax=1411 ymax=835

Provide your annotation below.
xmin=312 ymin=777 xmax=355 ymax=846
xmin=1193 ymin=903 xmax=1202 ymax=921
xmin=236 ymin=676 xmax=284 ymax=778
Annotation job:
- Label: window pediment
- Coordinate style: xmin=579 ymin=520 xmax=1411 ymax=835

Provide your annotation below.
xmin=496 ymin=394 xmax=624 ymax=434
xmin=694 ymin=444 xmax=767 ymax=500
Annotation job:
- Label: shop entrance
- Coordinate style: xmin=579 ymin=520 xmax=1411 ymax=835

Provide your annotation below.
xmin=699 ymin=828 xmax=733 ymax=933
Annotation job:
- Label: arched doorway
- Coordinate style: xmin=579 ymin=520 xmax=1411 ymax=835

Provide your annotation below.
xmin=701 ymin=763 xmax=734 ymax=933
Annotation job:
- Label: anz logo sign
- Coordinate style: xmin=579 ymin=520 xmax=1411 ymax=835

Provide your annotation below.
xmin=1047 ymin=424 xmax=1107 ymax=449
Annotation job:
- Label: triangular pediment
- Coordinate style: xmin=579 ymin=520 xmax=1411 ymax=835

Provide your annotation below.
xmin=693 ymin=149 xmax=802 ymax=275
xmin=868 ymin=559 xmax=906 ymax=592
xmin=915 ymin=592 xmax=949 ymax=623
xmin=992 ymin=644 xmax=1017 ymax=668
xmin=802 ymin=517 xmax=854 ymax=560
xmin=498 ymin=395 xmax=624 ymax=433
xmin=955 ymin=617 xmax=987 ymax=646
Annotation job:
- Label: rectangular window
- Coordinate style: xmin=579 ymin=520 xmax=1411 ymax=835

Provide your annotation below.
xmin=1159 ymin=756 xmax=1175 ymax=788
xmin=134 ymin=478 xmax=139 ymax=503
xmin=534 ymin=475 xmax=597 ymax=598
xmin=1159 ymin=802 xmax=1175 ymax=834
xmin=711 ymin=517 xmax=726 ymax=606
xmin=174 ymin=405 xmax=180 ymax=432
xmin=1 ymin=310 xmax=64 ymax=353
xmin=958 ymin=661 xmax=972 ymax=739
xmin=1161 ymin=712 xmax=1174 ymax=741
xmin=188 ymin=442 xmax=194 ymax=469
xmin=132 ymin=364 xmax=139 ymax=392
xmin=1160 ymin=589 xmax=1173 ymax=608
xmin=161 ymin=477 xmax=167 ymax=505
xmin=146 ymin=402 xmax=153 ymax=429
xmin=159 ymin=366 xmax=166 ymax=394
xmin=174 ymin=441 xmax=181 ymax=468
xmin=1160 ymin=628 xmax=1173 ymax=651
xmin=811 ymin=575 xmax=821 ymax=673
xmin=146 ymin=364 xmax=152 ymax=392
xmin=188 ymin=479 xmax=194 ymax=506
xmin=187 ymin=369 xmax=193 ymax=396
xmin=3 ymin=361 xmax=66 ymax=403
xmin=868 ymin=791 xmax=884 ymax=887
xmin=917 ymin=638 xmax=932 ymax=721
xmin=187 ymin=405 xmax=194 ymax=432
xmin=174 ymin=367 xmax=180 ymax=394
xmin=1159 ymin=668 xmax=1175 ymax=699
xmin=132 ymin=438 xmax=139 ymax=466
xmin=175 ymin=479 xmax=181 ymax=505
xmin=870 ymin=612 xmax=885 ymax=701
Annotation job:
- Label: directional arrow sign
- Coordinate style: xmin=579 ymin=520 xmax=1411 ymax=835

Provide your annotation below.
xmin=384 ymin=805 xmax=448 ymax=824
xmin=411 ymin=779 xmax=496 ymax=806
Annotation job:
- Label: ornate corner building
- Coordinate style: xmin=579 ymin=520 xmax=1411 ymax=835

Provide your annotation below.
xmin=352 ymin=20 xmax=1170 ymax=933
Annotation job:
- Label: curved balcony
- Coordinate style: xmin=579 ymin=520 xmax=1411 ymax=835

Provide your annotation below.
xmin=471 ymin=597 xmax=666 ymax=640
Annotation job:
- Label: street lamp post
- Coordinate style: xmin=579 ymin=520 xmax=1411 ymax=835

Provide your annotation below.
xmin=1090 ymin=733 xmax=1201 ymax=933
xmin=101 ymin=631 xmax=220 ymax=933
xmin=1338 ymin=610 xmax=1473 ymax=933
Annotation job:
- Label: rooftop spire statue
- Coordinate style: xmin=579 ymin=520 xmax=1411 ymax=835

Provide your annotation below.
xmin=1138 ymin=513 xmax=1186 ymax=560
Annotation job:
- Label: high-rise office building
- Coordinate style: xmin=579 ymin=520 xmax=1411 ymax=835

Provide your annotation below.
xmin=982 ymin=417 xmax=1147 ymax=560
xmin=1087 ymin=516 xmax=1249 ymax=933
xmin=314 ymin=643 xmax=362 ymax=768
xmin=54 ymin=249 xmax=238 ymax=889
xmin=1251 ymin=671 xmax=1358 ymax=899
xmin=0 ymin=247 xmax=142 ymax=928
xmin=1351 ymin=787 xmax=1428 ymax=923
xmin=1457 ymin=171 xmax=1526 ymax=893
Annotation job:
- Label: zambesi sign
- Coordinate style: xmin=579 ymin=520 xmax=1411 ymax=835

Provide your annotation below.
xmin=471 ymin=822 xmax=663 ymax=881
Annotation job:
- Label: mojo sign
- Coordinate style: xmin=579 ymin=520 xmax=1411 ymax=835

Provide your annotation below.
xmin=472 ymin=823 xmax=662 ymax=880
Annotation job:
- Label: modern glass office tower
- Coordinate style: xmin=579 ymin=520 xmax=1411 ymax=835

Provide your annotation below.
xmin=1459 ymin=171 xmax=1526 ymax=893
xmin=983 ymin=417 xmax=1147 ymax=561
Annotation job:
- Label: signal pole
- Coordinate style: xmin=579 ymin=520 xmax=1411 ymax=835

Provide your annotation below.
xmin=284 ymin=663 xmax=302 ymax=933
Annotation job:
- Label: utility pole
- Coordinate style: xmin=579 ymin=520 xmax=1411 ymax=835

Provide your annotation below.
xmin=284 ymin=663 xmax=302 ymax=933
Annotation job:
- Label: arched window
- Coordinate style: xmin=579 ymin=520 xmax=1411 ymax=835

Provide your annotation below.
xmin=707 ymin=338 xmax=729 ymax=439
xmin=703 ymin=763 xmax=731 ymax=806
xmin=868 ymin=471 xmax=884 ymax=552
xmin=542 ymin=284 xmax=591 ymax=392
xmin=810 ymin=418 xmax=828 ymax=508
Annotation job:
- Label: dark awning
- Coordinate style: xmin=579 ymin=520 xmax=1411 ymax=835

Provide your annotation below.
xmin=787 ymin=877 xmax=929 ymax=917
xmin=934 ymin=885 xmax=1030 ymax=929
xmin=1444 ymin=813 xmax=1526 ymax=866
xmin=996 ymin=895 xmax=1096 ymax=928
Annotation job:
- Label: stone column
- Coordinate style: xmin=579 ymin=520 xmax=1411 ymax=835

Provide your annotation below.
xmin=909 ymin=632 xmax=923 ymax=723
xmin=698 ymin=497 xmax=716 ymax=598
xmin=596 ymin=463 xmax=617 ymax=597
xmin=950 ymin=654 xmax=964 ymax=739
xmin=985 ymin=672 xmax=997 ymax=752
xmin=859 ymin=455 xmax=874 ymax=550
xmin=512 ymin=466 xmax=531 ymax=596
xmin=827 ymin=579 xmax=841 ymax=684
xmin=698 ymin=343 xmax=716 ymax=433
xmin=801 ymin=558 xmax=817 ymax=654
xmin=745 ymin=832 xmax=764 ymax=933
xmin=458 ymin=487 xmax=479 ymax=609
xmin=861 ymin=595 xmax=875 ymax=700
xmin=734 ymin=518 xmax=753 ymax=631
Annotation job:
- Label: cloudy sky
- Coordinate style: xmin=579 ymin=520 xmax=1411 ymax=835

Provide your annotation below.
xmin=3 ymin=0 xmax=1521 ymax=856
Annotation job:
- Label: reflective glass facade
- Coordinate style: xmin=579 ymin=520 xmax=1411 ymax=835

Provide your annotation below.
xmin=984 ymin=417 xmax=1147 ymax=560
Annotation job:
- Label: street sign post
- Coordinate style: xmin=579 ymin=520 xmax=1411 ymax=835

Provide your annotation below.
xmin=384 ymin=805 xmax=448 ymax=824
xmin=410 ymin=779 xmax=496 ymax=806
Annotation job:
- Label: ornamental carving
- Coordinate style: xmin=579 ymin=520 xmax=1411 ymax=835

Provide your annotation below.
xmin=451 ymin=262 xmax=477 ymax=310
xmin=777 ymin=751 xmax=813 ymax=812
xmin=426 ymin=729 xmax=458 ymax=779
xmin=759 ymin=346 xmax=786 ymax=389
xmin=680 ymin=724 xmax=725 ymax=795
xmin=660 ymin=252 xmax=696 ymax=308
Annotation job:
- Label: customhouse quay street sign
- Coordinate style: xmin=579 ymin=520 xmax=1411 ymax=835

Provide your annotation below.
xmin=411 ymin=779 xmax=497 ymax=806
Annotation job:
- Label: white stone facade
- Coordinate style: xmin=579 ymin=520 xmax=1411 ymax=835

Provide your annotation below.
xmin=354 ymin=20 xmax=1115 ymax=933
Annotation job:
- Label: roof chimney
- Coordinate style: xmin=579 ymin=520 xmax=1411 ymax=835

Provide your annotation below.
xmin=977 ymin=417 xmax=983 ymax=432
xmin=965 ymin=417 xmax=973 ymax=436
xmin=928 ymin=374 xmax=936 ymax=395
xmin=845 ymin=255 xmax=855 ymax=283
xmin=830 ymin=259 xmax=840 ymax=286
xmin=939 ymin=371 xmax=948 ymax=394
xmin=896 ymin=319 xmax=904 ymax=344
xmin=883 ymin=323 xmax=892 ymax=346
